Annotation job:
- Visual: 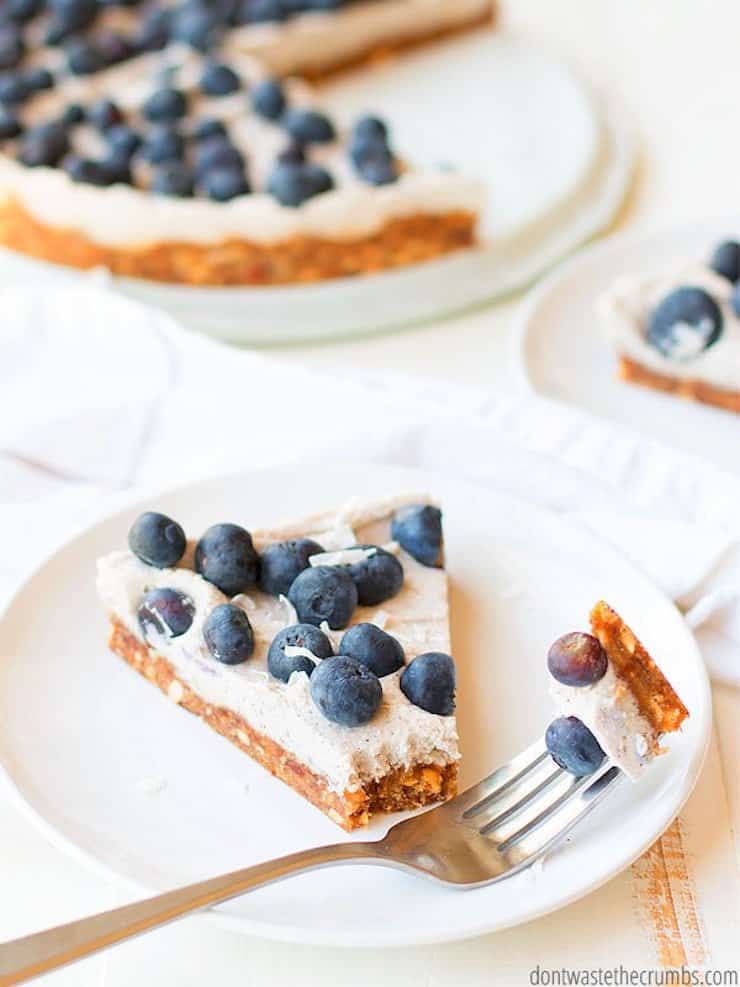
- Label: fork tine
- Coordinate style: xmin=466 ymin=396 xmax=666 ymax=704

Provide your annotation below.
xmin=453 ymin=738 xmax=549 ymax=816
xmin=497 ymin=764 xmax=622 ymax=863
xmin=478 ymin=766 xmax=566 ymax=835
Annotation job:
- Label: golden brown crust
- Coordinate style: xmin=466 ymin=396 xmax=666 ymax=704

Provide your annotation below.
xmin=0 ymin=197 xmax=476 ymax=286
xmin=108 ymin=618 xmax=457 ymax=831
xmin=590 ymin=601 xmax=689 ymax=735
xmin=619 ymin=356 xmax=740 ymax=414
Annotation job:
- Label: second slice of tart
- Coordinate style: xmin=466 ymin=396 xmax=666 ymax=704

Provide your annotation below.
xmin=546 ymin=601 xmax=689 ymax=779
xmin=97 ymin=495 xmax=458 ymax=831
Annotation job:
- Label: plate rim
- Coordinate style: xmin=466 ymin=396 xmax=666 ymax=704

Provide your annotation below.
xmin=0 ymin=463 xmax=712 ymax=947
xmin=509 ymin=213 xmax=740 ymax=396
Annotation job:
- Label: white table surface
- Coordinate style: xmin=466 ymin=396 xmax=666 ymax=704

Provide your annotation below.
xmin=2 ymin=2 xmax=740 ymax=983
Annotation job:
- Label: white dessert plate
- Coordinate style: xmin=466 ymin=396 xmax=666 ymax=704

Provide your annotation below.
xmin=0 ymin=33 xmax=635 ymax=344
xmin=513 ymin=220 xmax=740 ymax=476
xmin=0 ymin=464 xmax=709 ymax=946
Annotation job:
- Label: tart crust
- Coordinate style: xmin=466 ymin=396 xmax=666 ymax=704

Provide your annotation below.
xmin=0 ymin=198 xmax=476 ymax=285
xmin=590 ymin=601 xmax=689 ymax=736
xmin=619 ymin=356 xmax=740 ymax=415
xmin=108 ymin=618 xmax=458 ymax=830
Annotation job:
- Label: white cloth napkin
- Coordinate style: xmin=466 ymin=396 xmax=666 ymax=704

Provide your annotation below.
xmin=1 ymin=282 xmax=738 ymax=685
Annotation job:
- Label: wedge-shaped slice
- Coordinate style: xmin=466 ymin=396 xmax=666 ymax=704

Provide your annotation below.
xmin=549 ymin=601 xmax=689 ymax=779
xmin=97 ymin=495 xmax=458 ymax=830
xmin=226 ymin=0 xmax=497 ymax=77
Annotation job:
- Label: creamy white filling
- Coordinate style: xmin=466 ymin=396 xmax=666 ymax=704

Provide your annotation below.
xmin=599 ymin=265 xmax=740 ymax=391
xmin=549 ymin=663 xmax=657 ymax=780
xmin=96 ymin=500 xmax=457 ymax=794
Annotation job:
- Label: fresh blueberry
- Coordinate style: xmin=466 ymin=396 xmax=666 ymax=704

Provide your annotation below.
xmin=7 ymin=0 xmax=42 ymax=22
xmin=19 ymin=122 xmax=69 ymax=166
xmin=276 ymin=143 xmax=305 ymax=165
xmin=282 ymin=108 xmax=335 ymax=144
xmin=252 ymin=79 xmax=285 ymax=120
xmin=309 ymin=656 xmax=382 ymax=726
xmin=63 ymin=155 xmax=112 ymax=186
xmin=192 ymin=117 xmax=227 ymax=142
xmin=65 ymin=39 xmax=104 ymax=75
xmin=0 ymin=107 xmax=21 ymax=140
xmin=94 ymin=29 xmax=135 ymax=66
xmin=193 ymin=135 xmax=244 ymax=176
xmin=343 ymin=546 xmax=402 ymax=606
xmin=0 ymin=25 xmax=23 ymax=71
xmin=60 ymin=103 xmax=85 ymax=127
xmin=709 ymin=240 xmax=740 ymax=284
xmin=24 ymin=67 xmax=54 ymax=93
xmin=0 ymin=72 xmax=27 ymax=104
xmin=547 ymin=632 xmax=608 ymax=687
xmin=238 ymin=0 xmax=288 ymax=23
xmin=201 ymin=166 xmax=250 ymax=201
xmin=100 ymin=150 xmax=132 ymax=185
xmin=400 ymin=651 xmax=455 ymax=715
xmin=647 ymin=286 xmax=723 ymax=360
xmin=339 ymin=623 xmax=404 ymax=678
xmin=203 ymin=603 xmax=254 ymax=665
xmin=143 ymin=88 xmax=188 ymax=123
xmin=353 ymin=115 xmax=388 ymax=143
xmin=88 ymin=99 xmax=124 ymax=132
xmin=128 ymin=511 xmax=186 ymax=568
xmin=266 ymin=161 xmax=333 ymax=206
xmin=545 ymin=716 xmax=605 ymax=776
xmin=135 ymin=8 xmax=171 ymax=51
xmin=138 ymin=587 xmax=195 ymax=641
xmin=107 ymin=124 xmax=141 ymax=158
xmin=140 ymin=126 xmax=184 ymax=164
xmin=391 ymin=504 xmax=443 ymax=567
xmin=195 ymin=523 xmax=260 ymax=596
xmin=171 ymin=3 xmax=221 ymax=51
xmin=151 ymin=162 xmax=194 ymax=197
xmin=288 ymin=565 xmax=358 ymax=629
xmin=47 ymin=0 xmax=97 ymax=40
xmin=267 ymin=623 xmax=334 ymax=682
xmin=201 ymin=61 xmax=240 ymax=96
xmin=259 ymin=538 xmax=324 ymax=597
xmin=357 ymin=151 xmax=398 ymax=186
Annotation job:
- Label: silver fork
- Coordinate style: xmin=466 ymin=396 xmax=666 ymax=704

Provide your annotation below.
xmin=0 ymin=740 xmax=621 ymax=986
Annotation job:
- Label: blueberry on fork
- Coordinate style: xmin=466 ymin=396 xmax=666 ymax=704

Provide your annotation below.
xmin=545 ymin=716 xmax=605 ymax=776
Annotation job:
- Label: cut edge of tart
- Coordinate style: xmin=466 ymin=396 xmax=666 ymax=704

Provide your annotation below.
xmin=97 ymin=494 xmax=458 ymax=831
xmin=547 ymin=601 xmax=688 ymax=780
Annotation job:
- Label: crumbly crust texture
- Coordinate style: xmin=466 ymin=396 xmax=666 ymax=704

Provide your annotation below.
xmin=108 ymin=618 xmax=458 ymax=830
xmin=0 ymin=198 xmax=476 ymax=285
xmin=590 ymin=601 xmax=689 ymax=735
xmin=619 ymin=356 xmax=740 ymax=414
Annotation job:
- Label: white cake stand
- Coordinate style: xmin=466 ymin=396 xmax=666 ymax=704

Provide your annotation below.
xmin=0 ymin=32 xmax=636 ymax=344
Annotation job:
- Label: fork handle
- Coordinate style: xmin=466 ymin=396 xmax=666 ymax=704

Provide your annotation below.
xmin=0 ymin=841 xmax=381 ymax=986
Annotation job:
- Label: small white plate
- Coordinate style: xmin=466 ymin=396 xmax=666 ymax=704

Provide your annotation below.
xmin=514 ymin=220 xmax=740 ymax=475
xmin=0 ymin=464 xmax=709 ymax=946
xmin=0 ymin=34 xmax=635 ymax=344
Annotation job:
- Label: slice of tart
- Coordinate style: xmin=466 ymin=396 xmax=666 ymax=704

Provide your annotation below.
xmin=599 ymin=239 xmax=740 ymax=413
xmin=545 ymin=602 xmax=688 ymax=779
xmin=97 ymin=495 xmax=458 ymax=831
xmin=226 ymin=0 xmax=497 ymax=78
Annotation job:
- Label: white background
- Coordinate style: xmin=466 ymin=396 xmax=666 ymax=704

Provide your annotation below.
xmin=2 ymin=2 xmax=740 ymax=983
